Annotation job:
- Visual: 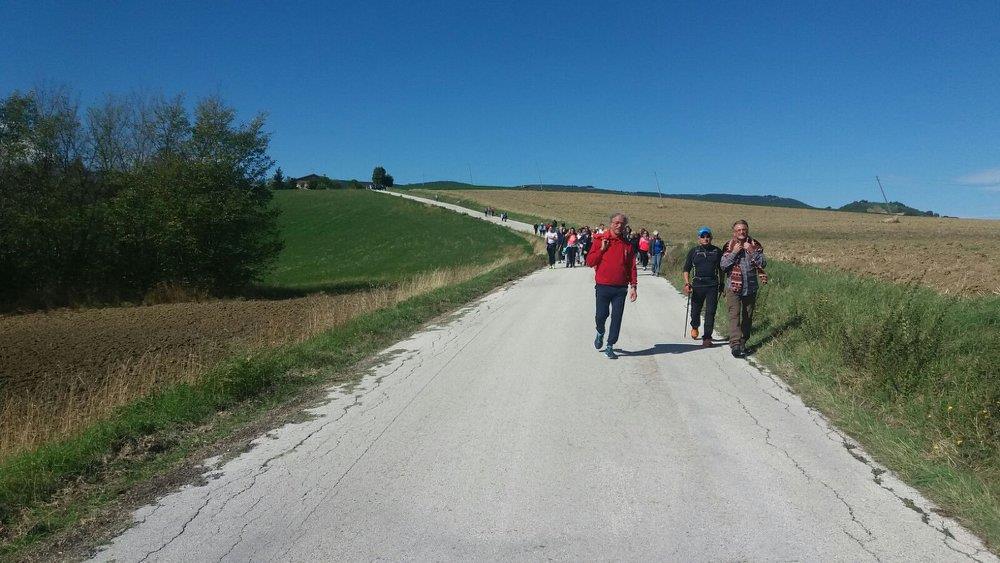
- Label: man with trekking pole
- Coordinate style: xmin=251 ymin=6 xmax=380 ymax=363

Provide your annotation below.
xmin=720 ymin=219 xmax=767 ymax=358
xmin=587 ymin=213 xmax=638 ymax=360
xmin=683 ymin=226 xmax=723 ymax=348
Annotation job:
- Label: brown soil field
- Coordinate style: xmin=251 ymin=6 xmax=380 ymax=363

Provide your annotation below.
xmin=444 ymin=189 xmax=1000 ymax=295
xmin=0 ymin=263 xmax=500 ymax=457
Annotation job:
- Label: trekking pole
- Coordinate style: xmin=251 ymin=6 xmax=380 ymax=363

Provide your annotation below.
xmin=684 ymin=288 xmax=691 ymax=339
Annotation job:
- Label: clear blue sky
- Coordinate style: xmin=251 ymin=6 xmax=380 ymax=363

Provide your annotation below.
xmin=3 ymin=1 xmax=999 ymax=217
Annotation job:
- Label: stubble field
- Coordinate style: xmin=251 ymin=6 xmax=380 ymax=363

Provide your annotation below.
xmin=436 ymin=189 xmax=999 ymax=295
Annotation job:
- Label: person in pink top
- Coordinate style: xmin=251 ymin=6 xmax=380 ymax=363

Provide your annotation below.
xmin=565 ymin=228 xmax=578 ymax=268
xmin=637 ymin=229 xmax=651 ymax=270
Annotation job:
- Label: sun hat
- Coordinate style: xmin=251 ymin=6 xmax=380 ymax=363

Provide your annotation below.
xmin=652 ymin=230 xmax=659 ymax=236
xmin=697 ymin=226 xmax=712 ymax=237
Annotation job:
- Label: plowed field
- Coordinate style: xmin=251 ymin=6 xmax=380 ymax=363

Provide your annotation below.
xmin=437 ymin=189 xmax=999 ymax=295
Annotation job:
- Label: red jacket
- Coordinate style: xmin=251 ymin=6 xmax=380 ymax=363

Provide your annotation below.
xmin=586 ymin=233 xmax=638 ymax=286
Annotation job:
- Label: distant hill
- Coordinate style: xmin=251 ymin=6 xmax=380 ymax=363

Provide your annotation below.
xmin=661 ymin=193 xmax=812 ymax=209
xmin=838 ymin=200 xmax=939 ymax=217
xmin=402 ymin=179 xmax=935 ymax=216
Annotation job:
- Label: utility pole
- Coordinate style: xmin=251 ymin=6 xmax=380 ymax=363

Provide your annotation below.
xmin=468 ymin=164 xmax=474 ymax=185
xmin=875 ymin=176 xmax=890 ymax=206
xmin=653 ymin=171 xmax=663 ymax=200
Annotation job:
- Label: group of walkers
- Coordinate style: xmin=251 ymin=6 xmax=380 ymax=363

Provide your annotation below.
xmin=536 ymin=222 xmax=668 ymax=275
xmin=542 ymin=212 xmax=766 ymax=361
xmin=483 ymin=207 xmax=508 ymax=222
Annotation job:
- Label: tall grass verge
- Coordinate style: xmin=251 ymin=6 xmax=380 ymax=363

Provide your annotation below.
xmin=0 ymin=255 xmax=544 ymax=555
xmin=664 ymin=258 xmax=999 ymax=546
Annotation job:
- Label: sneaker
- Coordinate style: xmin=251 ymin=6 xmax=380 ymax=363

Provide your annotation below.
xmin=604 ymin=345 xmax=618 ymax=360
xmin=594 ymin=331 xmax=605 ymax=350
xmin=690 ymin=327 xmax=699 ymax=340
xmin=731 ymin=347 xmax=743 ymax=358
xmin=702 ymin=338 xmax=713 ymax=348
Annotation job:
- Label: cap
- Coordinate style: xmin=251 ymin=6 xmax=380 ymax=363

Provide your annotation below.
xmin=697 ymin=226 xmax=712 ymax=237
xmin=652 ymin=230 xmax=659 ymax=236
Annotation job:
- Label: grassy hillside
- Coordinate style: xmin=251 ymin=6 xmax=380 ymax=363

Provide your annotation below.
xmin=267 ymin=190 xmax=531 ymax=289
xmin=839 ymin=199 xmax=939 ymax=217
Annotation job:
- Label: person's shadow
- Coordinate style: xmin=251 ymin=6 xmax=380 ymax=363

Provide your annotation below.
xmin=615 ymin=343 xmax=705 ymax=356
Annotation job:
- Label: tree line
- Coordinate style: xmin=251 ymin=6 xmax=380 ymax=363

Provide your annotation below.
xmin=0 ymin=87 xmax=282 ymax=309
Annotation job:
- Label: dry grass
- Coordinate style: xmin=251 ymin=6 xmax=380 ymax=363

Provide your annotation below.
xmin=0 ymin=259 xmax=511 ymax=458
xmin=444 ymin=189 xmax=1000 ymax=295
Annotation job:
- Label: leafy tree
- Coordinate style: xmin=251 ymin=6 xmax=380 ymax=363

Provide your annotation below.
xmin=372 ymin=166 xmax=386 ymax=189
xmin=272 ymin=167 xmax=285 ymax=189
xmin=384 ymin=174 xmax=394 ymax=188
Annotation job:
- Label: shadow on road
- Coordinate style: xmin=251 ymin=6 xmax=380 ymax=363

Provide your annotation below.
xmin=616 ymin=343 xmax=705 ymax=356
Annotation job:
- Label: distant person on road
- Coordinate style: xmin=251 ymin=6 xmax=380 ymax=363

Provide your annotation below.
xmin=578 ymin=227 xmax=592 ymax=265
xmin=565 ymin=228 xmax=579 ymax=268
xmin=650 ymin=231 xmax=665 ymax=275
xmin=637 ymin=229 xmax=651 ymax=270
xmin=587 ymin=213 xmax=638 ymax=359
xmin=544 ymin=225 xmax=559 ymax=268
xmin=721 ymin=219 xmax=768 ymax=358
xmin=556 ymin=227 xmax=566 ymax=263
xmin=683 ymin=227 xmax=724 ymax=348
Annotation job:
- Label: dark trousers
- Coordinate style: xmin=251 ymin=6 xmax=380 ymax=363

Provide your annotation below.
xmin=638 ymin=250 xmax=649 ymax=268
xmin=595 ymin=284 xmax=628 ymax=346
xmin=690 ymin=284 xmax=719 ymax=339
xmin=566 ymin=246 xmax=577 ymax=267
xmin=546 ymin=243 xmax=557 ymax=266
xmin=725 ymin=290 xmax=757 ymax=349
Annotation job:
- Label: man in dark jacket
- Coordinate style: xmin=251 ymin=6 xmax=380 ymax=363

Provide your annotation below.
xmin=683 ymin=226 xmax=723 ymax=348
xmin=586 ymin=213 xmax=638 ymax=360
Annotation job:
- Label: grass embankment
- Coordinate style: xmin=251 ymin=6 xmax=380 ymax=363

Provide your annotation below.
xmin=429 ymin=188 xmax=1000 ymax=548
xmin=1 ymin=190 xmax=542 ymax=555
xmin=265 ymin=190 xmax=531 ymax=291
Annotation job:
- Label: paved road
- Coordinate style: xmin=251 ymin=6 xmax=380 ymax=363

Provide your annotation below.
xmin=93 ymin=197 xmax=994 ymax=562
xmin=382 ymin=189 xmax=539 ymax=235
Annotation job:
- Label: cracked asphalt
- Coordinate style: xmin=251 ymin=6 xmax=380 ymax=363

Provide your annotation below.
xmin=90 ymin=195 xmax=995 ymax=562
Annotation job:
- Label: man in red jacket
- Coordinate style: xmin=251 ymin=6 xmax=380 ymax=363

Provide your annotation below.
xmin=586 ymin=213 xmax=638 ymax=359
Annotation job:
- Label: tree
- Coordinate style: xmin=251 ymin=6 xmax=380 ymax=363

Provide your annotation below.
xmin=271 ymin=167 xmax=285 ymax=190
xmin=384 ymin=174 xmax=394 ymax=188
xmin=372 ymin=166 xmax=386 ymax=189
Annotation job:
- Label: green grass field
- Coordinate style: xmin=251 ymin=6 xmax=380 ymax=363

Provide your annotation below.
xmin=266 ymin=190 xmax=531 ymax=290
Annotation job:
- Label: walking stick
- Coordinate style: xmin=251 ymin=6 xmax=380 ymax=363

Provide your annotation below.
xmin=684 ymin=288 xmax=691 ymax=339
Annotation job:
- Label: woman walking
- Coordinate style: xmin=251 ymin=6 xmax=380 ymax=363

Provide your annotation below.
xmin=565 ymin=228 xmax=579 ymax=267
xmin=637 ymin=229 xmax=651 ymax=270
xmin=544 ymin=225 xmax=559 ymax=268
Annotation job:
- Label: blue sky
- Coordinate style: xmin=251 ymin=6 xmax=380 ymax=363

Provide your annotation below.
xmin=3 ymin=1 xmax=998 ymax=217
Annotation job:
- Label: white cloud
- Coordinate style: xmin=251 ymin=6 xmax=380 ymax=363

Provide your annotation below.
xmin=955 ymin=168 xmax=1000 ymax=187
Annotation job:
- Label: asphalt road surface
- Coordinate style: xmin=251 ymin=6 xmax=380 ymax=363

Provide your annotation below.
xmin=92 ymin=195 xmax=995 ymax=562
